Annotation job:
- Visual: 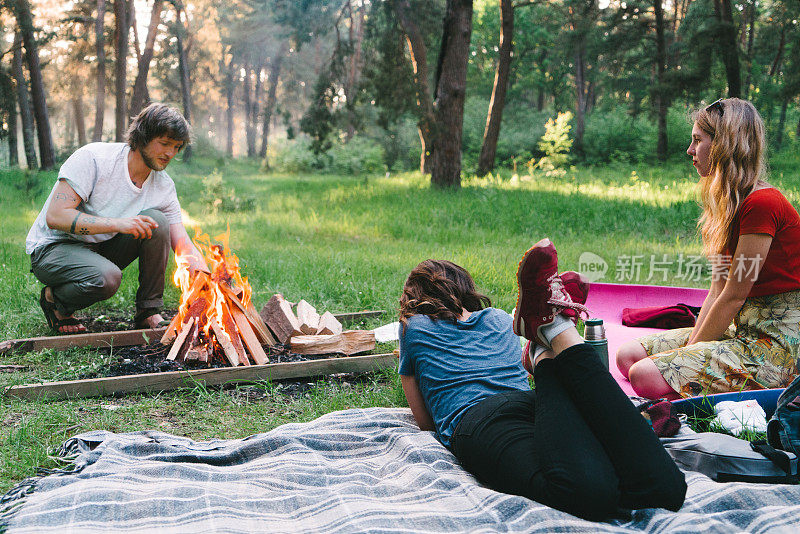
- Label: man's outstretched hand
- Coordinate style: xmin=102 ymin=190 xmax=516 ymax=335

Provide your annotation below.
xmin=116 ymin=215 xmax=159 ymax=239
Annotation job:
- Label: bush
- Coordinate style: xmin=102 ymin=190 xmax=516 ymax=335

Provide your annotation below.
xmin=536 ymin=111 xmax=573 ymax=175
xmin=271 ymin=135 xmax=387 ymax=175
xmin=201 ymin=168 xmax=255 ymax=213
xmin=581 ymin=108 xmax=657 ymax=164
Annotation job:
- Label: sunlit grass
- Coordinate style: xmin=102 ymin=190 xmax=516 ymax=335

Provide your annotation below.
xmin=2 ymin=154 xmax=800 ymax=493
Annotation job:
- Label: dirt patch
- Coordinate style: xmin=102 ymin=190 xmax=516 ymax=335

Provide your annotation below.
xmin=76 ymin=310 xmax=177 ymax=333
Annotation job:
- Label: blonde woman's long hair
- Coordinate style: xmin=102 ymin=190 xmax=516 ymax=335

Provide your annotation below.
xmin=693 ymin=98 xmax=767 ymax=257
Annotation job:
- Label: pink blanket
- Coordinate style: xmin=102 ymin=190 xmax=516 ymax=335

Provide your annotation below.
xmin=584 ymin=282 xmax=707 ymax=395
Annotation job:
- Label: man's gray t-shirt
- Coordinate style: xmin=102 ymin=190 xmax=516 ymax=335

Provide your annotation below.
xmin=26 ymin=143 xmax=183 ymax=254
xmin=398 ymin=308 xmax=530 ymax=448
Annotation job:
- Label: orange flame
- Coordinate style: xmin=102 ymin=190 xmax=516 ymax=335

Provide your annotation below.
xmin=172 ymin=225 xmax=253 ymax=352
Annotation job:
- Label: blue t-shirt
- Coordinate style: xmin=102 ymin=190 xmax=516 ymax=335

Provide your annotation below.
xmin=398 ymin=307 xmax=530 ymax=448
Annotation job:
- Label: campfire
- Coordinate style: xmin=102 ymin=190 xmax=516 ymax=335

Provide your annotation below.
xmin=160 ymin=228 xmax=275 ymax=366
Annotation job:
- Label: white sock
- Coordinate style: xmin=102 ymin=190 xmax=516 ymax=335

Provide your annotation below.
xmin=540 ymin=314 xmax=573 ymax=346
xmin=532 ymin=343 xmax=547 ymax=361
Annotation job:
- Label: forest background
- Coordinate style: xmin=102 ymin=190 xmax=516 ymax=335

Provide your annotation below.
xmin=1 ymin=0 xmax=798 ymax=185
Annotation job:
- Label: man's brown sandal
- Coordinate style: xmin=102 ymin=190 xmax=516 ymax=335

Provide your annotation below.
xmin=39 ymin=287 xmax=86 ymax=334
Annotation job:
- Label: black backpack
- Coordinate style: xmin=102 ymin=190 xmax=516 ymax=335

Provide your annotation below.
xmin=767 ymin=375 xmax=800 ymax=457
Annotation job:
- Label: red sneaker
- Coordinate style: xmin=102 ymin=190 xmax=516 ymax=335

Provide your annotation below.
xmin=513 ymin=238 xmax=590 ymax=345
xmin=560 ymin=271 xmax=590 ymax=320
xmin=521 ymin=340 xmax=533 ymax=375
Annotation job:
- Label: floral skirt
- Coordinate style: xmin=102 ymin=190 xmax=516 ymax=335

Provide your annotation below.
xmin=636 ymin=289 xmax=800 ymax=397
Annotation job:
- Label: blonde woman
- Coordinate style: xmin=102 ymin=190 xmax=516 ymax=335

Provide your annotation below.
xmin=616 ymin=98 xmax=800 ymax=399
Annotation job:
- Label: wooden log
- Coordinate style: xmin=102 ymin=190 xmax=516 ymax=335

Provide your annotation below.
xmin=295 ymin=300 xmax=321 ymax=335
xmin=316 ymin=311 xmax=343 ymax=335
xmin=219 ymin=283 xmax=276 ymax=346
xmin=219 ymin=299 xmax=247 ymax=365
xmin=0 ymin=328 xmax=168 ymax=355
xmin=289 ymin=330 xmax=376 ymax=356
xmin=166 ymin=317 xmax=195 ymax=361
xmin=4 ymin=353 xmax=398 ymax=400
xmin=331 ymin=310 xmax=385 ymax=324
xmin=260 ymin=294 xmax=302 ymax=343
xmin=230 ymin=306 xmax=268 ymax=365
xmin=161 ymin=273 xmax=209 ymax=344
xmin=210 ymin=319 xmax=239 ymax=366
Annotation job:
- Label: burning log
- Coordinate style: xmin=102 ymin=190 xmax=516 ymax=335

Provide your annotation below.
xmin=161 ymin=228 xmax=273 ymax=367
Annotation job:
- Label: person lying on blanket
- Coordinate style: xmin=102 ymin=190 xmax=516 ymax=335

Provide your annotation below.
xmin=397 ymin=243 xmax=686 ymax=520
xmin=616 ymin=98 xmax=800 ymax=399
xmin=26 ymin=103 xmax=208 ymax=334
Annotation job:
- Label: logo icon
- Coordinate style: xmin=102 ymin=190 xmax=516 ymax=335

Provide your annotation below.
xmin=578 ymin=252 xmax=608 ymax=282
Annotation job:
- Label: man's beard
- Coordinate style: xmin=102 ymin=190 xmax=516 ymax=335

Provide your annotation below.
xmin=141 ymin=148 xmax=167 ymax=171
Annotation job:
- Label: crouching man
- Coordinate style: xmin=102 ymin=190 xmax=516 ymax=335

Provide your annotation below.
xmin=26 ymin=103 xmax=207 ymax=334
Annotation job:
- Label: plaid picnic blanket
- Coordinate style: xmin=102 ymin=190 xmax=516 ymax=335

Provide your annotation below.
xmin=2 ymin=407 xmax=800 ymax=533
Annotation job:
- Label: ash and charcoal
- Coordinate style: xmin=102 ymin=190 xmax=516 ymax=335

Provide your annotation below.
xmin=84 ymin=342 xmax=337 ymax=379
xmin=73 ymin=310 xmax=178 ymax=333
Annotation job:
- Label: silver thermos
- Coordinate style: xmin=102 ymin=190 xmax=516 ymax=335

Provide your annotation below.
xmin=584 ymin=318 xmax=609 ymax=368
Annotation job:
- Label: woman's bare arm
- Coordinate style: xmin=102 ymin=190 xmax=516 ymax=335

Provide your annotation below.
xmin=401 ymin=374 xmax=435 ymax=431
xmin=689 ymin=233 xmax=772 ymax=344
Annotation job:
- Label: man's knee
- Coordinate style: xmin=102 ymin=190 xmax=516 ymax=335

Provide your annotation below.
xmin=76 ymin=264 xmax=121 ymax=302
xmin=140 ymin=209 xmax=170 ymax=242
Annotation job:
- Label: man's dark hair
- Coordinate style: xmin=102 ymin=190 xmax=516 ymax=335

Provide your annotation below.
xmin=127 ymin=103 xmax=191 ymax=151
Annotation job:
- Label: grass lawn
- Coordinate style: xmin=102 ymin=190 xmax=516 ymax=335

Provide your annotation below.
xmin=1 ymin=153 xmax=798 ymax=493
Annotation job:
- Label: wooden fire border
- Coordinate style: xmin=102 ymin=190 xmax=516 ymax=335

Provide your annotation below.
xmin=4 ymin=352 xmax=397 ymax=400
xmin=1 ymin=310 xmax=392 ymax=400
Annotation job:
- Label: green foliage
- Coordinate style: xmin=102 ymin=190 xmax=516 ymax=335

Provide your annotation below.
xmin=271 ymin=136 xmax=385 ymax=174
xmin=201 ymin=168 xmax=255 ymax=213
xmin=536 ymin=111 xmax=573 ymax=174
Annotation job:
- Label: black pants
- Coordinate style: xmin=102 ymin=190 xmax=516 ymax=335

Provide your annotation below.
xmin=450 ymin=343 xmax=687 ymax=520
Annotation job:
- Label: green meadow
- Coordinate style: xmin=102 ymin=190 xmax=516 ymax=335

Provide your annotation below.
xmin=1 ymin=154 xmax=799 ymax=493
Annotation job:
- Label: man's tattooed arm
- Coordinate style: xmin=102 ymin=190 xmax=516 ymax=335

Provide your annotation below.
xmin=68 ymin=213 xmax=114 ymax=235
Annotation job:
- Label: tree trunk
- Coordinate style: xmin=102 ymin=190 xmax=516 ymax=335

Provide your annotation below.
xmin=249 ymin=64 xmax=263 ymax=158
xmin=225 ymin=55 xmax=235 ymax=157
xmin=130 ymin=0 xmax=163 ymax=117
xmin=573 ymin=41 xmax=587 ymax=156
xmin=343 ymin=2 xmax=366 ymax=141
xmin=11 ymin=33 xmax=37 ymax=168
xmin=391 ymin=0 xmax=436 ymax=174
xmin=173 ymin=1 xmax=192 ymax=161
xmin=654 ymin=0 xmax=668 ymax=161
xmin=94 ymin=0 xmax=106 ymax=141
xmin=3 ymin=78 xmax=19 ymax=167
xmin=769 ymin=26 xmax=785 ymax=77
xmin=243 ymin=64 xmax=254 ymax=158
xmin=73 ymin=97 xmax=88 ymax=146
xmin=429 ymin=0 xmax=473 ymax=189
xmin=114 ymin=0 xmax=129 ymax=141
xmin=477 ymin=0 xmax=513 ymax=176
xmin=260 ymin=45 xmax=286 ymax=162
xmin=713 ymin=0 xmax=741 ymax=98
xmin=743 ymin=0 xmax=756 ymax=97
xmin=12 ymin=0 xmax=55 ymax=169
xmin=776 ymin=99 xmax=788 ymax=150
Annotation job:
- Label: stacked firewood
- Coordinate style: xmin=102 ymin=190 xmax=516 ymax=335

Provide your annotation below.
xmin=260 ymin=294 xmax=376 ymax=356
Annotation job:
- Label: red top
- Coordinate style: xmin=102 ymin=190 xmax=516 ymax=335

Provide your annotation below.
xmin=726 ymin=187 xmax=800 ymax=297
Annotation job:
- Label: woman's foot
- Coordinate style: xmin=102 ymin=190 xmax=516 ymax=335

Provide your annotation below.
xmin=40 ymin=287 xmax=86 ymax=334
xmin=513 ymin=238 xmax=589 ymax=346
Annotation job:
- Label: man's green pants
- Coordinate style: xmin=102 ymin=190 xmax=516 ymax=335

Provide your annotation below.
xmin=30 ymin=209 xmax=171 ymax=317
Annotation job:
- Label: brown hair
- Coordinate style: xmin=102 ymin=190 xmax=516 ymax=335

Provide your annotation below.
xmin=399 ymin=259 xmax=491 ymax=332
xmin=127 ymin=103 xmax=192 ymax=151
xmin=691 ymin=98 xmax=767 ymax=256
